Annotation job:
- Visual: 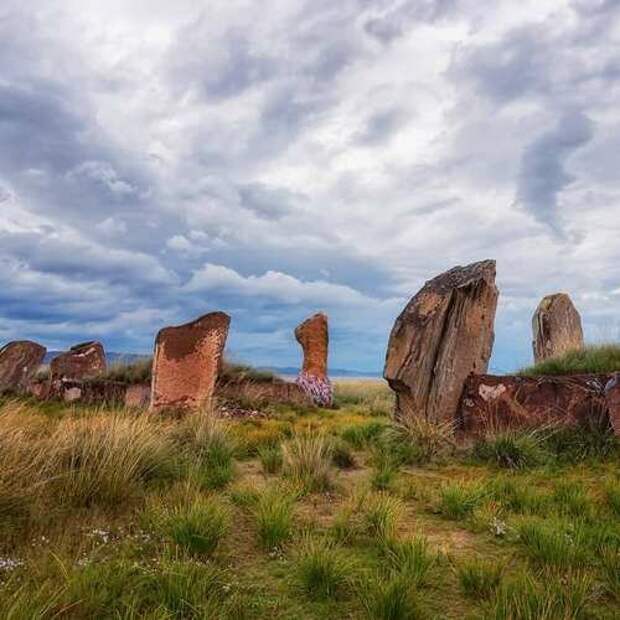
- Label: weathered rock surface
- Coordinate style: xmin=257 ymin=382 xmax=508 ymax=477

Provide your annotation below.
xmin=0 ymin=340 xmax=47 ymax=393
xmin=384 ymin=260 xmax=499 ymax=422
xmin=294 ymin=313 xmax=332 ymax=406
xmin=295 ymin=313 xmax=329 ymax=379
xmin=604 ymin=373 xmax=620 ymax=436
xmin=532 ymin=293 xmax=583 ymax=363
xmin=459 ymin=373 xmax=612 ymax=433
xmin=150 ymin=312 xmax=230 ymax=412
xmin=50 ymin=341 xmax=106 ymax=381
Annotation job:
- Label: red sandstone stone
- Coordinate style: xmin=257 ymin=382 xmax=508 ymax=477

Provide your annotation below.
xmin=150 ymin=311 xmax=230 ymax=412
xmin=459 ymin=373 xmax=611 ymax=434
xmin=50 ymin=341 xmax=106 ymax=381
xmin=295 ymin=313 xmax=329 ymax=379
xmin=604 ymin=373 xmax=620 ymax=436
xmin=0 ymin=340 xmax=47 ymax=393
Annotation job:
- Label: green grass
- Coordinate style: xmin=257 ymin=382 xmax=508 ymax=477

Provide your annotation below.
xmin=294 ymin=535 xmax=354 ymax=600
xmin=258 ymin=444 xmax=283 ymax=474
xmin=0 ymin=384 xmax=618 ymax=619
xmin=455 ymin=557 xmax=503 ymax=600
xmin=519 ymin=343 xmax=620 ymax=375
xmin=473 ymin=429 xmax=552 ymax=469
xmin=254 ymin=487 xmax=295 ymax=550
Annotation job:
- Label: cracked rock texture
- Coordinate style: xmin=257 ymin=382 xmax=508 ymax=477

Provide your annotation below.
xmin=384 ymin=260 xmax=498 ymax=422
xmin=50 ymin=341 xmax=106 ymax=381
xmin=532 ymin=293 xmax=583 ymax=363
xmin=0 ymin=340 xmax=47 ymax=393
xmin=150 ymin=311 xmax=230 ymax=412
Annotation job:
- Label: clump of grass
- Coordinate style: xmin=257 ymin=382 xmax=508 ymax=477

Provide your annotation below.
xmin=363 ymin=493 xmax=403 ymax=542
xmin=604 ymin=481 xmax=620 ymax=516
xmin=178 ymin=412 xmax=235 ymax=489
xmin=383 ymin=536 xmax=436 ymax=586
xmin=550 ymin=481 xmax=593 ymax=519
xmin=519 ymin=344 xmax=620 ymax=376
xmin=149 ymin=496 xmax=230 ymax=557
xmin=258 ymin=444 xmax=283 ymax=474
xmin=254 ymin=487 xmax=294 ymax=550
xmin=455 ymin=557 xmax=503 ymax=600
xmin=370 ymin=444 xmax=400 ymax=491
xmin=486 ymin=477 xmax=549 ymax=515
xmin=545 ymin=423 xmax=617 ymax=462
xmin=359 ymin=574 xmax=424 ymax=620
xmin=295 ymin=535 xmax=353 ymax=600
xmin=438 ymin=481 xmax=486 ymax=520
xmin=393 ymin=416 xmax=455 ymax=464
xmin=340 ymin=421 xmax=386 ymax=448
xmin=48 ymin=413 xmax=175 ymax=506
xmin=282 ymin=434 xmax=333 ymax=492
xmin=473 ymin=428 xmax=551 ymax=469
xmin=600 ymin=546 xmax=620 ymax=601
xmin=490 ymin=570 xmax=594 ymax=620
xmin=331 ymin=438 xmax=356 ymax=469
xmin=517 ymin=518 xmax=589 ymax=568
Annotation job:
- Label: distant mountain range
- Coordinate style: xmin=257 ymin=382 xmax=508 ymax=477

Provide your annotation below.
xmin=42 ymin=352 xmax=381 ymax=378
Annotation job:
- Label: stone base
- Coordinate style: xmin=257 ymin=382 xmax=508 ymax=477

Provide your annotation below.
xmin=458 ymin=373 xmax=613 ymax=434
xmin=296 ymin=372 xmax=333 ymax=407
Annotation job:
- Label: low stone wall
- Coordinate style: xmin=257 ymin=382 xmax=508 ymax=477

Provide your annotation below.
xmin=458 ymin=373 xmax=613 ymax=434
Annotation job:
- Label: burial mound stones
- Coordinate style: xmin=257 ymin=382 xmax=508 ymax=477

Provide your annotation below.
xmin=150 ymin=311 xmax=230 ymax=412
xmin=384 ymin=259 xmax=498 ymax=422
xmin=50 ymin=341 xmax=107 ymax=381
xmin=294 ymin=312 xmax=332 ymax=406
xmin=0 ymin=340 xmax=47 ymax=394
xmin=532 ymin=293 xmax=584 ymax=363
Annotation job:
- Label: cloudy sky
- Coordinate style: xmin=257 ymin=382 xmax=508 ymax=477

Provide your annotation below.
xmin=1 ymin=0 xmax=619 ymax=373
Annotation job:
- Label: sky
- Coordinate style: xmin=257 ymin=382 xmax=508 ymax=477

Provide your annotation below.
xmin=1 ymin=0 xmax=619 ymax=373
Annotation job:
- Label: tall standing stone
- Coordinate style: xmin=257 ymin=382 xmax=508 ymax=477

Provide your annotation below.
xmin=295 ymin=312 xmax=332 ymax=406
xmin=532 ymin=293 xmax=584 ymax=363
xmin=0 ymin=340 xmax=47 ymax=394
xmin=384 ymin=260 xmax=499 ymax=422
xmin=50 ymin=341 xmax=107 ymax=381
xmin=150 ymin=311 xmax=230 ymax=412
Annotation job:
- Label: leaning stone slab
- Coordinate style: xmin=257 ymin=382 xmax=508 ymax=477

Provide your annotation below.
xmin=294 ymin=312 xmax=332 ymax=406
xmin=0 ymin=340 xmax=47 ymax=394
xmin=150 ymin=312 xmax=231 ymax=412
xmin=50 ymin=341 xmax=106 ymax=381
xmin=459 ymin=373 xmax=612 ymax=434
xmin=384 ymin=260 xmax=499 ymax=422
xmin=532 ymin=293 xmax=583 ymax=363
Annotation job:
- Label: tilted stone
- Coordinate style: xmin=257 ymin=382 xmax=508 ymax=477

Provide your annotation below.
xmin=532 ymin=293 xmax=584 ymax=363
xmin=150 ymin=311 xmax=230 ymax=412
xmin=0 ymin=340 xmax=47 ymax=394
xmin=384 ymin=259 xmax=498 ymax=422
xmin=50 ymin=341 xmax=107 ymax=381
xmin=294 ymin=312 xmax=332 ymax=406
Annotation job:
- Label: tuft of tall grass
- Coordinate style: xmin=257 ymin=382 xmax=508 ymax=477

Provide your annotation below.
xmin=393 ymin=416 xmax=455 ymax=464
xmin=438 ymin=481 xmax=486 ymax=520
xmin=254 ymin=488 xmax=294 ymax=550
xmin=600 ymin=546 xmax=620 ymax=601
xmin=282 ymin=434 xmax=333 ymax=493
xmin=519 ymin=344 xmax=620 ymax=376
xmin=148 ymin=496 xmax=230 ymax=557
xmin=517 ymin=518 xmax=589 ymax=568
xmin=359 ymin=574 xmax=424 ymax=620
xmin=490 ymin=570 xmax=594 ymax=620
xmin=48 ymin=413 xmax=175 ymax=506
xmin=331 ymin=438 xmax=356 ymax=469
xmin=455 ymin=557 xmax=503 ymax=600
xmin=258 ymin=444 xmax=283 ymax=474
xmin=177 ymin=411 xmax=235 ymax=489
xmin=550 ymin=482 xmax=593 ymax=519
xmin=545 ymin=423 xmax=617 ymax=462
xmin=340 ymin=421 xmax=386 ymax=448
xmin=362 ymin=493 xmax=403 ymax=542
xmin=604 ymin=481 xmax=620 ymax=516
xmin=473 ymin=429 xmax=551 ymax=469
xmin=486 ymin=477 xmax=549 ymax=516
xmin=370 ymin=444 xmax=400 ymax=491
xmin=382 ymin=536 xmax=436 ymax=587
xmin=295 ymin=535 xmax=353 ymax=600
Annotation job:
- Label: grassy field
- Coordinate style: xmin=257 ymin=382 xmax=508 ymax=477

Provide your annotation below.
xmin=519 ymin=344 xmax=620 ymax=376
xmin=0 ymin=380 xmax=618 ymax=619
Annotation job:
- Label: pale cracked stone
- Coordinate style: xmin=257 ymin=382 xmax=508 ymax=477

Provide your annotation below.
xmin=384 ymin=260 xmax=499 ymax=422
xmin=532 ymin=293 xmax=584 ymax=363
